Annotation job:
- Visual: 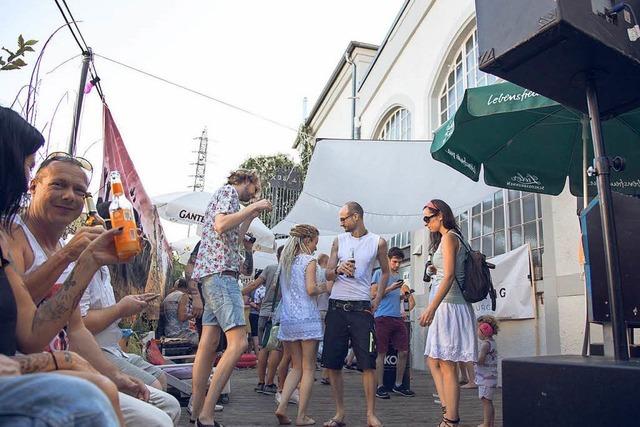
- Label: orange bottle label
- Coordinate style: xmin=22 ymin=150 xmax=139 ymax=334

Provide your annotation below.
xmin=110 ymin=208 xmax=140 ymax=258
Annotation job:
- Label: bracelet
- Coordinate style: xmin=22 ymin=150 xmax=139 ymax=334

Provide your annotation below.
xmin=49 ymin=351 xmax=59 ymax=370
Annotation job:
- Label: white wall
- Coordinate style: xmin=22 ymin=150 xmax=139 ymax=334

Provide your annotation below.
xmin=306 ymin=0 xmax=591 ymax=368
xmin=311 ymin=48 xmax=377 ymax=140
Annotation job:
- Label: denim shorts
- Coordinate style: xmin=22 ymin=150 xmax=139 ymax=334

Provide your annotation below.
xmin=201 ymin=273 xmax=246 ymax=331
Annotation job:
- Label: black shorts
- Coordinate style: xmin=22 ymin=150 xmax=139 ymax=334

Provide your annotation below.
xmin=249 ymin=313 xmax=259 ymax=337
xmin=321 ymin=303 xmax=377 ymax=370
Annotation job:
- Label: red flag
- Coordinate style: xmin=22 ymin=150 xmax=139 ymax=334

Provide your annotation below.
xmin=100 ymin=104 xmax=172 ymax=307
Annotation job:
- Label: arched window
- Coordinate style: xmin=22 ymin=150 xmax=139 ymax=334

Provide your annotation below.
xmin=377 ymin=107 xmax=411 ymax=140
xmin=438 ymin=30 xmax=498 ymax=125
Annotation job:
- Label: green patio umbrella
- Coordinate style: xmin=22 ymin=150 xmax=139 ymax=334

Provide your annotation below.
xmin=431 ymin=82 xmax=640 ymax=197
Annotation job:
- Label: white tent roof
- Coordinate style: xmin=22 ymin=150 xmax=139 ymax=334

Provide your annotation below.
xmin=273 ymin=139 xmax=500 ymax=235
xmin=152 ymin=191 xmax=275 ymax=252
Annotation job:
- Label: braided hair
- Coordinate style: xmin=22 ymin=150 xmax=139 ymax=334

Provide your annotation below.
xmin=279 ymin=224 xmax=319 ymax=283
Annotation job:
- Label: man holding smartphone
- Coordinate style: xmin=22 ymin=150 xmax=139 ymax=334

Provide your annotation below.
xmin=80 ymin=267 xmax=169 ymax=391
xmin=370 ymin=247 xmax=416 ymax=400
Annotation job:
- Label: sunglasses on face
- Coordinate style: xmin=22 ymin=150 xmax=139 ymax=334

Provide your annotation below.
xmin=423 ymin=214 xmax=438 ymax=223
xmin=339 ymin=213 xmax=355 ymax=223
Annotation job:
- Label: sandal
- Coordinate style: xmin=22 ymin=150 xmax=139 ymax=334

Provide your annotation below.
xmin=323 ymin=418 xmax=346 ymax=427
xmin=439 ymin=416 xmax=460 ymax=426
xmin=296 ymin=416 xmax=316 ymax=426
xmin=195 ymin=420 xmax=225 ymax=427
xmin=276 ymin=413 xmax=292 ymax=425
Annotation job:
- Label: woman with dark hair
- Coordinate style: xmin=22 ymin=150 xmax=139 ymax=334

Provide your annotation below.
xmin=419 ymin=199 xmax=477 ymax=427
xmin=0 ymin=106 xmax=129 ymax=425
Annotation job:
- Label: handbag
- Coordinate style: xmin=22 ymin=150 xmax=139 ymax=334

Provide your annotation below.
xmin=260 ymin=264 xmax=282 ymax=350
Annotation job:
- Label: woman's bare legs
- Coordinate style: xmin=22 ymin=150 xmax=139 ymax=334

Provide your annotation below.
xmin=296 ymin=340 xmax=318 ymax=425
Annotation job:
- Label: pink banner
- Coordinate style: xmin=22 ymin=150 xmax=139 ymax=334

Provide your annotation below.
xmin=100 ymin=105 xmax=172 ymax=310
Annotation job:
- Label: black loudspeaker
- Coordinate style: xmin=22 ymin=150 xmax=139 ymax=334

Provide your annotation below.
xmin=475 ymin=0 xmax=640 ymax=116
xmin=580 ymin=192 xmax=640 ymax=325
xmin=503 ymin=355 xmax=640 ymax=426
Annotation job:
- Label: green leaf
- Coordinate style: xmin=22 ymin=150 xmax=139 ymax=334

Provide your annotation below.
xmin=22 ymin=46 xmax=34 ymax=52
xmin=2 ymin=47 xmax=14 ymax=57
xmin=24 ymin=39 xmax=38 ymax=46
xmin=11 ymin=58 xmax=27 ymax=67
xmin=0 ymin=57 xmax=4 ymax=65
xmin=1 ymin=64 xmax=20 ymax=70
xmin=18 ymin=34 xmax=24 ymax=48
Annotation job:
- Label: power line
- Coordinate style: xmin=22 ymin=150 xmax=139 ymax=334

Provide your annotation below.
xmin=52 ymin=0 xmax=105 ymax=101
xmin=94 ymin=53 xmax=301 ymax=134
xmin=52 ymin=0 xmax=84 ymax=52
xmin=61 ymin=0 xmax=89 ymax=50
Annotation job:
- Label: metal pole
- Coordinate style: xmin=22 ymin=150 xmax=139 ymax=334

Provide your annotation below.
xmin=67 ymin=48 xmax=92 ymax=155
xmin=345 ymin=52 xmax=357 ymax=139
xmin=581 ymin=115 xmax=590 ymax=356
xmin=585 ymin=80 xmax=629 ymax=361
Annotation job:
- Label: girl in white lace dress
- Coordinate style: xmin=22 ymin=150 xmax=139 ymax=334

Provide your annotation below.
xmin=419 ymin=200 xmax=478 ymax=427
xmin=275 ymin=224 xmax=329 ymax=426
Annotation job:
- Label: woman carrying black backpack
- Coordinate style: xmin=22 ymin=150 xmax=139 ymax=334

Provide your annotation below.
xmin=419 ymin=199 xmax=478 ymax=427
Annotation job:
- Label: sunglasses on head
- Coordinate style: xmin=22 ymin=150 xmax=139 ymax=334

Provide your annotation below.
xmin=38 ymin=151 xmax=93 ymax=175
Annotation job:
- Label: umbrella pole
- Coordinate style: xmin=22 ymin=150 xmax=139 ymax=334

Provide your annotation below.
xmin=581 ymin=115 xmax=590 ymax=356
xmin=585 ymin=80 xmax=628 ymax=361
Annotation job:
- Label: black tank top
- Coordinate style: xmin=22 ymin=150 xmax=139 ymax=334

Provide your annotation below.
xmin=0 ymin=246 xmax=17 ymax=356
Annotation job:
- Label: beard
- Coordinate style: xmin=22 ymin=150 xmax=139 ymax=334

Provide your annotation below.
xmin=239 ymin=189 xmax=252 ymax=203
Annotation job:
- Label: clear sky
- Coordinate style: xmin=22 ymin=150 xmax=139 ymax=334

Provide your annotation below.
xmin=1 ymin=0 xmax=404 ymax=241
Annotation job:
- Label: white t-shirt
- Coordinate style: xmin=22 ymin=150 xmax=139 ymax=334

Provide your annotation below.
xmin=79 ymin=267 xmax=125 ymax=356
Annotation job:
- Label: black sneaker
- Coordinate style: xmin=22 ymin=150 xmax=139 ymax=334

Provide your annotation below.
xmin=217 ymin=393 xmax=230 ymax=404
xmin=391 ymin=384 xmax=416 ymax=397
xmin=262 ymin=384 xmax=278 ymax=395
xmin=376 ymin=386 xmax=390 ymax=399
xmin=254 ymin=383 xmax=265 ymax=394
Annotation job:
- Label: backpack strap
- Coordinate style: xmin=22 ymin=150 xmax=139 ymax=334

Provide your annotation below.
xmin=448 ymin=230 xmax=471 ymax=253
xmin=267 ymin=263 xmax=282 ymax=321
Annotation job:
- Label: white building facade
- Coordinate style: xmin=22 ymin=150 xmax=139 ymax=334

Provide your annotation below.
xmin=302 ymin=0 xmax=592 ymax=372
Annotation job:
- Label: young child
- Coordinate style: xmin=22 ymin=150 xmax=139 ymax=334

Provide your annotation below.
xmin=475 ymin=315 xmax=499 ymax=427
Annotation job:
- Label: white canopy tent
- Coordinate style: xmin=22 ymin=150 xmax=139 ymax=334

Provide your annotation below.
xmin=152 ymin=191 xmax=276 ymax=253
xmin=171 ymin=235 xmax=278 ymax=270
xmin=273 ymin=139 xmax=501 ymax=236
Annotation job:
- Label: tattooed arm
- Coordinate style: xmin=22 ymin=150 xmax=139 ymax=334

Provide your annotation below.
xmin=6 ymin=253 xmax=100 ymax=353
xmin=2 ymin=228 xmax=128 ymax=354
xmin=12 ymin=350 xmax=97 ymax=374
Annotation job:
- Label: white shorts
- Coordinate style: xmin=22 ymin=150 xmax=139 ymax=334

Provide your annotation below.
xmin=478 ymin=385 xmax=495 ymax=401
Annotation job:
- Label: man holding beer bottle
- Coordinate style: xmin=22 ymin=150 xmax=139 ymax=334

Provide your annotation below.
xmin=190 ymin=169 xmax=272 ymax=427
xmin=3 ymin=156 xmax=180 ymax=426
xmin=323 ymin=201 xmax=390 ymax=427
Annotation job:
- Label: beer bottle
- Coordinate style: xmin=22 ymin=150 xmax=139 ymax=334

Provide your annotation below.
xmin=108 ymin=171 xmax=141 ymax=259
xmin=84 ymin=192 xmax=101 ymax=227
xmin=347 ymin=248 xmax=356 ymax=278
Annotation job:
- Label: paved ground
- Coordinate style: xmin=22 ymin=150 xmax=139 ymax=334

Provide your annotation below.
xmin=177 ymin=367 xmax=502 ymax=427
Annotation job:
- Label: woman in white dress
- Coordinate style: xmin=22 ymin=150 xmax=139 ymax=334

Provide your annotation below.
xmin=419 ymin=200 xmax=477 ymax=427
xmin=275 ymin=224 xmax=329 ymax=426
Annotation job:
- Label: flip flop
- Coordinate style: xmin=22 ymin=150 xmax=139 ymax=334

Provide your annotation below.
xmin=323 ymin=418 xmax=346 ymax=427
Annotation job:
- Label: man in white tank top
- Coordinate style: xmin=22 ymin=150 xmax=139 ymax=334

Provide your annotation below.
xmin=322 ymin=202 xmax=389 ymax=427
xmin=3 ymin=157 xmax=180 ymax=426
